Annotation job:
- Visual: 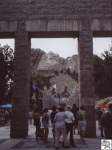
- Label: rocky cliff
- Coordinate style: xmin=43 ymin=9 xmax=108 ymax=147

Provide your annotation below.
xmin=31 ymin=49 xmax=79 ymax=107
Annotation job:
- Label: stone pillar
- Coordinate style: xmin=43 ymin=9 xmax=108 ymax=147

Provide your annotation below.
xmin=78 ymin=20 xmax=96 ymax=137
xmin=10 ymin=31 xmax=31 ymax=138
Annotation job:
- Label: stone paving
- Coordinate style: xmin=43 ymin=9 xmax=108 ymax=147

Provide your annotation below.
xmin=0 ymin=125 xmax=101 ymax=150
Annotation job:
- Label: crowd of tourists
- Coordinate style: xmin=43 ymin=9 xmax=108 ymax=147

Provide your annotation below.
xmin=32 ymin=104 xmax=87 ymax=149
xmin=0 ymin=109 xmax=11 ymax=125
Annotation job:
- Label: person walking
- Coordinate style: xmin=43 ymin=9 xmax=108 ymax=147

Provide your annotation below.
xmin=42 ymin=108 xmax=49 ymax=143
xmin=101 ymin=104 xmax=112 ymax=139
xmin=72 ymin=104 xmax=79 ymax=134
xmin=78 ymin=106 xmax=87 ymax=144
xmin=33 ymin=109 xmax=41 ymax=141
xmin=65 ymin=105 xmax=76 ymax=147
xmin=61 ymin=86 xmax=70 ymax=104
xmin=29 ymin=110 xmax=33 ymax=125
xmin=96 ymin=108 xmax=104 ymax=138
xmin=61 ymin=86 xmax=70 ymax=98
xmin=50 ymin=106 xmax=57 ymax=144
xmin=54 ymin=106 xmax=67 ymax=149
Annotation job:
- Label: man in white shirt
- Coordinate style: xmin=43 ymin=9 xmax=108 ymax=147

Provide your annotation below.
xmin=65 ymin=105 xmax=76 ymax=147
xmin=54 ymin=106 xmax=67 ymax=149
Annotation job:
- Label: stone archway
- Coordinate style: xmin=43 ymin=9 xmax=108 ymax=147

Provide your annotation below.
xmin=9 ymin=28 xmax=96 ymax=138
xmin=0 ymin=0 xmax=111 ymax=138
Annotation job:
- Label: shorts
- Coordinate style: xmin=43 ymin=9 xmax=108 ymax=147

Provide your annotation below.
xmin=78 ymin=120 xmax=87 ymax=132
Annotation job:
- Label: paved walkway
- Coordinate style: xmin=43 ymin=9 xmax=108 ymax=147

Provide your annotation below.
xmin=0 ymin=125 xmax=101 ymax=150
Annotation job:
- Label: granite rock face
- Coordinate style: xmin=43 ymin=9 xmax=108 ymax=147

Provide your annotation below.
xmin=31 ymin=50 xmax=79 ymax=107
xmin=37 ymin=51 xmax=78 ymax=73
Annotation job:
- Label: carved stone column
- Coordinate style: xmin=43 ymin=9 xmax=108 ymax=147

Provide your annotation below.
xmin=10 ymin=30 xmax=31 ymax=138
xmin=78 ymin=20 xmax=96 ymax=137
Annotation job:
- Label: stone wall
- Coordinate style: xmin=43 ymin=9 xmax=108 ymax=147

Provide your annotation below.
xmin=0 ymin=0 xmax=112 ymax=33
xmin=0 ymin=0 xmax=112 ymax=20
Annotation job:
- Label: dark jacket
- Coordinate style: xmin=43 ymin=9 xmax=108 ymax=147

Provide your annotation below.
xmin=101 ymin=111 xmax=112 ymax=128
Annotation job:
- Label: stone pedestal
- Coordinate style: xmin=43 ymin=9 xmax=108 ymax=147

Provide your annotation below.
xmin=10 ymin=32 xmax=31 ymax=138
xmin=78 ymin=20 xmax=96 ymax=137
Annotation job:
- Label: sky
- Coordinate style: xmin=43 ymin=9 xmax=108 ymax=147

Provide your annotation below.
xmin=0 ymin=38 xmax=112 ymax=58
